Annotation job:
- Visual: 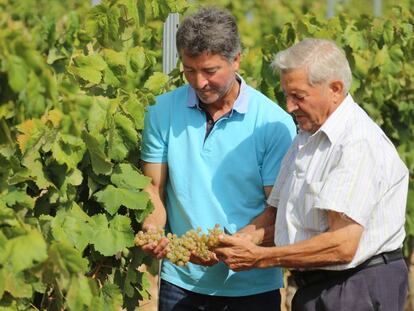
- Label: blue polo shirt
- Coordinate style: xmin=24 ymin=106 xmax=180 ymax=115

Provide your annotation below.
xmin=141 ymin=77 xmax=296 ymax=296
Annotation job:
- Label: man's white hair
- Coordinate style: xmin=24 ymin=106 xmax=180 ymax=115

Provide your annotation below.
xmin=272 ymin=38 xmax=352 ymax=94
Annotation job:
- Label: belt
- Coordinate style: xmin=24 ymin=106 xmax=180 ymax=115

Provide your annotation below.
xmin=291 ymin=249 xmax=403 ymax=288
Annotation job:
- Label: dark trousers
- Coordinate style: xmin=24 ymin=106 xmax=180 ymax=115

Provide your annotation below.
xmin=158 ymin=279 xmax=281 ymax=311
xmin=292 ymin=258 xmax=408 ymax=311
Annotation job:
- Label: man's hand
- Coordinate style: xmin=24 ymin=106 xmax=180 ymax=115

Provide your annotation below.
xmin=189 ymin=251 xmax=219 ymax=266
xmin=140 ymin=224 xmax=169 ymax=259
xmin=214 ymin=234 xmax=262 ymax=271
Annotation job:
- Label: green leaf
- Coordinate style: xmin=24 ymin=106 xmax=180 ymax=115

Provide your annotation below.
xmin=3 ymin=188 xmax=35 ymax=210
xmin=51 ymin=134 xmax=86 ymax=169
xmin=82 ymin=131 xmax=113 ymax=175
xmin=0 ymin=268 xmax=4 ymax=299
xmin=101 ymin=283 xmax=123 ymax=310
xmin=51 ymin=203 xmax=94 ymax=252
xmin=48 ymin=242 xmax=89 ymax=274
xmin=69 ymin=54 xmax=107 ymax=84
xmin=6 ymin=55 xmax=28 ymax=92
xmin=103 ymin=66 xmax=121 ymax=87
xmin=123 ymin=94 xmax=146 ymax=129
xmin=5 ymin=230 xmax=48 ymax=272
xmin=103 ymin=49 xmax=126 ymax=67
xmin=87 ymin=97 xmax=110 ymax=133
xmin=21 ymin=152 xmax=53 ymax=189
xmin=144 ymin=72 xmax=169 ymax=94
xmin=166 ymin=0 xmax=188 ymax=12
xmin=137 ymin=271 xmax=151 ymax=300
xmin=94 ymin=185 xmax=149 ymax=215
xmin=3 ymin=268 xmax=32 ymax=298
xmin=107 ymin=113 xmax=138 ymax=161
xmin=127 ymin=46 xmax=146 ymax=73
xmin=120 ymin=0 xmax=139 ymax=25
xmin=111 ymin=163 xmax=150 ymax=190
xmin=66 ymin=275 xmax=96 ymax=310
xmin=90 ymin=214 xmax=134 ymax=256
xmin=16 ymin=119 xmax=46 ymax=154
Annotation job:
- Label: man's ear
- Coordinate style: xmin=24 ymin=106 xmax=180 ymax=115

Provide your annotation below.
xmin=329 ymin=80 xmax=345 ymax=102
xmin=232 ymin=52 xmax=241 ymax=71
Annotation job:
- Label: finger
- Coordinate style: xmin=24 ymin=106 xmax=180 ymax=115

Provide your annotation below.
xmin=153 ymin=237 xmax=169 ymax=254
xmin=142 ymin=243 xmax=156 ymax=253
xmin=217 ymin=234 xmax=235 ymax=246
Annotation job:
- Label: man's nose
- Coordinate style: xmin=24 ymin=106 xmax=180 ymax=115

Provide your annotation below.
xmin=286 ymin=97 xmax=298 ymax=113
xmin=194 ymin=73 xmax=208 ymax=89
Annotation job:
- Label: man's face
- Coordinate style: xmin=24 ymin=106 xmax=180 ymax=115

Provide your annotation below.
xmin=281 ymin=69 xmax=342 ymax=133
xmin=181 ymin=51 xmax=240 ymax=105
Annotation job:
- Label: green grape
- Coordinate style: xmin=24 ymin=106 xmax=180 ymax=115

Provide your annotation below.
xmin=134 ymin=224 xmax=224 ymax=266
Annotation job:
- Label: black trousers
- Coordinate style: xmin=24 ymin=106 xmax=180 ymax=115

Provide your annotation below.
xmin=292 ymin=258 xmax=408 ymax=311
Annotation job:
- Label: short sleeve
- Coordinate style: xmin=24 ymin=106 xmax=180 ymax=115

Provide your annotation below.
xmin=140 ymin=103 xmax=169 ymax=163
xmin=315 ymin=139 xmax=380 ymax=227
xmin=261 ymin=116 xmax=297 ymax=186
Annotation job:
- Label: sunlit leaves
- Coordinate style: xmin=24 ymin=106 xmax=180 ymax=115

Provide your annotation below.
xmin=82 ymin=131 xmax=113 ymax=175
xmin=51 ymin=203 xmax=93 ymax=252
xmin=90 ymin=214 xmax=134 ymax=256
xmin=111 ymin=163 xmax=150 ymax=190
xmin=6 ymin=55 xmax=28 ymax=92
xmin=144 ymin=71 xmax=169 ymax=94
xmin=94 ymin=185 xmax=149 ymax=215
xmin=69 ymin=54 xmax=107 ymax=84
xmin=4 ymin=230 xmax=48 ymax=272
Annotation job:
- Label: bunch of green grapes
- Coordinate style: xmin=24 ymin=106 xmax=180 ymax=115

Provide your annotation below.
xmin=134 ymin=225 xmax=223 ymax=266
xmin=134 ymin=227 xmax=165 ymax=246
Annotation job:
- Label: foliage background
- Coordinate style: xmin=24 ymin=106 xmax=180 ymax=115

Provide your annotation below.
xmin=0 ymin=0 xmax=413 ymax=310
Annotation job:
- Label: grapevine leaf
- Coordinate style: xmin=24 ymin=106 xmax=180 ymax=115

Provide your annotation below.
xmin=16 ymin=119 xmax=46 ymax=154
xmin=51 ymin=203 xmax=93 ymax=251
xmin=41 ymin=109 xmax=62 ymax=128
xmin=66 ymin=275 xmax=96 ymax=310
xmin=82 ymin=131 xmax=113 ymax=176
xmin=6 ymin=55 xmax=28 ymax=92
xmin=69 ymin=66 xmax=103 ymax=84
xmin=101 ymin=283 xmax=123 ymax=308
xmin=21 ymin=152 xmax=53 ymax=189
xmin=108 ymin=5 xmax=121 ymax=41
xmin=124 ymin=267 xmax=139 ymax=298
xmin=114 ymin=113 xmax=138 ymax=147
xmin=127 ymin=46 xmax=146 ymax=73
xmin=143 ymin=72 xmax=169 ymax=94
xmin=111 ymin=163 xmax=150 ymax=190
xmin=138 ymin=271 xmax=151 ymax=300
xmin=166 ymin=0 xmax=188 ymax=12
xmin=90 ymin=214 xmax=134 ymax=256
xmin=48 ymin=242 xmax=89 ymax=274
xmin=103 ymin=49 xmax=126 ymax=67
xmin=107 ymin=113 xmax=138 ymax=161
xmin=3 ymin=268 xmax=32 ymax=298
xmin=87 ymin=97 xmax=110 ymax=133
xmin=119 ymin=0 xmax=139 ymax=25
xmin=123 ymin=94 xmax=146 ymax=129
xmin=3 ymin=188 xmax=35 ymax=210
xmin=51 ymin=134 xmax=86 ymax=169
xmin=69 ymin=54 xmax=107 ymax=84
xmin=5 ymin=230 xmax=48 ymax=272
xmin=94 ymin=185 xmax=149 ymax=215
xmin=0 ymin=268 xmax=4 ymax=298
xmin=104 ymin=66 xmax=121 ymax=87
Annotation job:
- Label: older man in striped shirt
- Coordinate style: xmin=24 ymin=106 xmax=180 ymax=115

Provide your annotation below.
xmin=215 ymin=38 xmax=409 ymax=311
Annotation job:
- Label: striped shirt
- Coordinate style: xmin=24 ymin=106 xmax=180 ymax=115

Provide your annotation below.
xmin=267 ymin=94 xmax=409 ymax=270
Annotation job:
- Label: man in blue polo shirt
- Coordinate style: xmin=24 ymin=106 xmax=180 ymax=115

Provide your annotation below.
xmin=139 ymin=7 xmax=296 ymax=311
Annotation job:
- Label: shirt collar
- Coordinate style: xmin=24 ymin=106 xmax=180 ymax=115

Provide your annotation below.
xmin=186 ymin=74 xmax=249 ymax=114
xmin=316 ymin=94 xmax=355 ymax=144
